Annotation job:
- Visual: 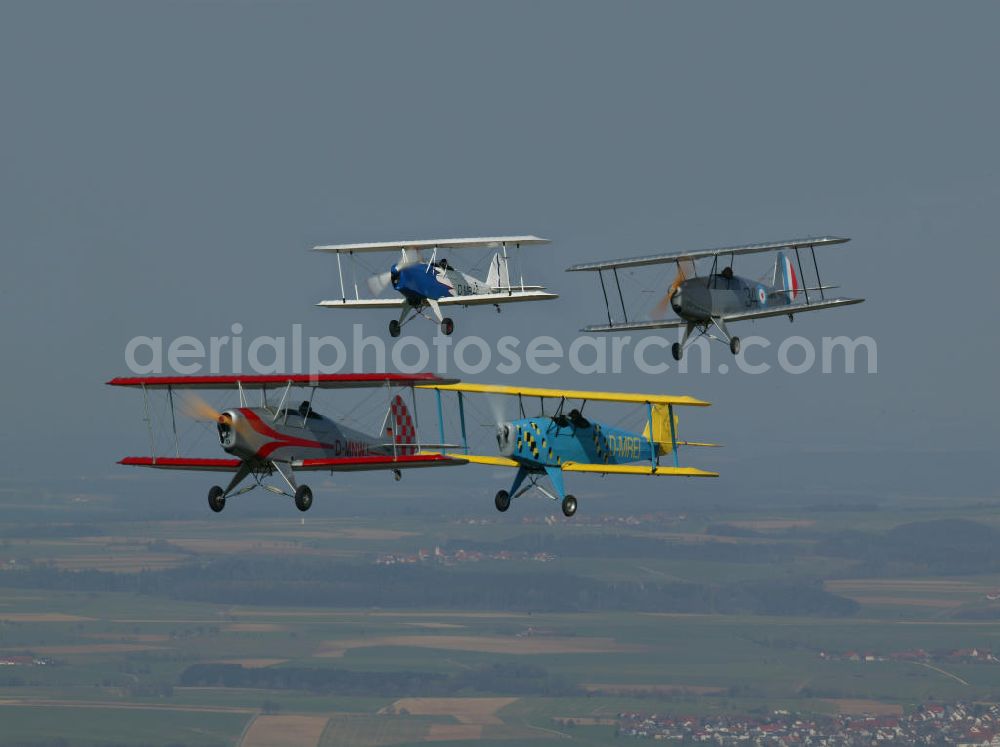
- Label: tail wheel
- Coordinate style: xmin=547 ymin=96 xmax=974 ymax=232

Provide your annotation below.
xmin=730 ymin=336 xmax=741 ymax=355
xmin=389 ymin=320 xmax=401 ymax=338
xmin=671 ymin=342 xmax=683 ymax=361
xmin=561 ymin=495 xmax=577 ymax=517
xmin=208 ymin=485 xmax=226 ymax=513
xmin=441 ymin=317 xmax=454 ymax=336
xmin=494 ymin=490 xmax=511 ymax=512
xmin=294 ymin=485 xmax=313 ymax=512
xmin=393 ymin=469 xmax=402 ymax=482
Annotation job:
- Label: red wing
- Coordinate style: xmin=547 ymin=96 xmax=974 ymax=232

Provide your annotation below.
xmin=291 ymin=454 xmax=466 ymax=471
xmin=107 ymin=373 xmax=458 ymax=390
xmin=119 ymin=457 xmax=243 ymax=472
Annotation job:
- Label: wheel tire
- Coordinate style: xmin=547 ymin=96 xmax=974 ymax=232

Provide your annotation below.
xmin=441 ymin=317 xmax=454 ymax=336
xmin=208 ymin=485 xmax=226 ymax=513
xmin=294 ymin=485 xmax=313 ymax=512
xmin=494 ymin=490 xmax=511 ymax=513
xmin=389 ymin=320 xmax=401 ymax=338
xmin=671 ymin=342 xmax=683 ymax=361
xmin=561 ymin=495 xmax=577 ymax=517
xmin=730 ymin=336 xmax=741 ymax=355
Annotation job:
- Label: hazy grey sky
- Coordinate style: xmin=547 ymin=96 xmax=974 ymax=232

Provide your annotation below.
xmin=1 ymin=1 xmax=997 ymax=509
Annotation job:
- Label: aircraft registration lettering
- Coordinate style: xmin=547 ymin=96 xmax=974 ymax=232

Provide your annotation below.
xmin=607 ymin=434 xmax=641 ymax=460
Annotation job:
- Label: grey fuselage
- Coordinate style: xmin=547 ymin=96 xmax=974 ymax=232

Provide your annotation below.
xmin=217 ymin=406 xmax=392 ymax=465
xmin=670 ymin=273 xmax=790 ymax=322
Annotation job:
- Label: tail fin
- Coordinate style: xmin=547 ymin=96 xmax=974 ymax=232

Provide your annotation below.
xmin=387 ymin=395 xmax=417 ymax=455
xmin=772 ymin=251 xmax=800 ymax=300
xmin=485 ymin=252 xmax=510 ymax=290
xmin=642 ymin=404 xmax=679 ymax=455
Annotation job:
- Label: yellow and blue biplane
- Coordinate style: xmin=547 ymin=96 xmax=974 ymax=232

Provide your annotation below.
xmin=417 ymin=382 xmax=718 ymax=517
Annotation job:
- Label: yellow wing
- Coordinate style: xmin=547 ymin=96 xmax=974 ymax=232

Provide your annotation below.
xmin=561 ymin=463 xmax=718 ymax=477
xmin=416 ymin=382 xmax=709 ymax=407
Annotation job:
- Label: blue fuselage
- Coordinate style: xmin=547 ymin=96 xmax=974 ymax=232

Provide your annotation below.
xmin=497 ymin=417 xmax=654 ymax=470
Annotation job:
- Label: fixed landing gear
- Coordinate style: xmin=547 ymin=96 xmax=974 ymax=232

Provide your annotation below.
xmin=494 ymin=490 xmax=511 ymax=512
xmin=561 ymin=495 xmax=577 ymax=517
xmin=672 ymin=342 xmax=683 ymax=361
xmin=729 ymin=336 xmax=741 ymax=355
xmin=393 ymin=469 xmax=402 ymax=482
xmin=208 ymin=485 xmax=226 ymax=513
xmin=294 ymin=485 xmax=313 ymax=512
xmin=440 ymin=317 xmax=454 ymax=336
xmin=388 ymin=319 xmax=401 ymax=337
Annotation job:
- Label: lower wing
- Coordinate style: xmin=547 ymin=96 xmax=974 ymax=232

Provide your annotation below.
xmin=290 ymin=453 xmax=467 ymax=471
xmin=442 ymin=454 xmax=717 ymax=477
xmin=317 ymin=290 xmax=557 ymax=310
xmin=561 ymin=462 xmax=718 ymax=477
xmin=720 ymin=296 xmax=864 ymax=323
xmin=119 ymin=457 xmax=243 ymax=471
xmin=581 ymin=296 xmax=863 ymax=331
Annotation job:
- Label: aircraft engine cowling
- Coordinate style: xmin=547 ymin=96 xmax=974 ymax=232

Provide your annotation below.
xmin=217 ymin=410 xmax=255 ymax=459
xmin=670 ymin=287 xmax=683 ymax=315
xmin=496 ymin=422 xmax=516 ymax=458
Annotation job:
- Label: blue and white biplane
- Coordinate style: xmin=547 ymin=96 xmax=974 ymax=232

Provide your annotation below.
xmin=314 ymin=236 xmax=557 ymax=337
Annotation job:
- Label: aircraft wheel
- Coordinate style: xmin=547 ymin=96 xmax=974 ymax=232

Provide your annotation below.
xmin=389 ymin=320 xmax=401 ymax=338
xmin=730 ymin=336 xmax=741 ymax=355
xmin=561 ymin=495 xmax=577 ymax=517
xmin=441 ymin=317 xmax=454 ymax=336
xmin=393 ymin=469 xmax=402 ymax=482
xmin=671 ymin=342 xmax=683 ymax=361
xmin=208 ymin=485 xmax=226 ymax=513
xmin=294 ymin=485 xmax=313 ymax=512
xmin=494 ymin=490 xmax=511 ymax=513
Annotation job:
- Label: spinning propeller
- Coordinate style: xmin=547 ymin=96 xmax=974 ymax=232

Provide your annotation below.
xmin=366 ymin=256 xmax=424 ymax=295
xmin=652 ymin=259 xmax=695 ymax=319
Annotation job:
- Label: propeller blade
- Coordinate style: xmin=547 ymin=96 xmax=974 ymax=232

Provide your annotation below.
xmin=181 ymin=393 xmax=222 ymax=422
xmin=367 ymin=271 xmax=393 ymax=296
xmin=651 ymin=259 xmax=695 ymax=319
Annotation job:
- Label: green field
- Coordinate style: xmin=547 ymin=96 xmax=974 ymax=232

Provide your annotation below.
xmin=1 ymin=491 xmax=999 ymax=745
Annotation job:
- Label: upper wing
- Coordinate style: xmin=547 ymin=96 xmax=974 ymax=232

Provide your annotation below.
xmin=313 ymin=236 xmax=550 ymax=254
xmin=560 ymin=462 xmax=718 ymax=477
xmin=107 ymin=373 xmax=459 ymax=390
xmin=417 ymin=382 xmax=709 ymax=407
xmin=722 ymin=296 xmax=864 ymax=323
xmin=566 ymin=236 xmax=850 ymax=272
xmin=119 ymin=457 xmax=242 ymax=471
xmin=291 ymin=453 xmax=467 ymax=471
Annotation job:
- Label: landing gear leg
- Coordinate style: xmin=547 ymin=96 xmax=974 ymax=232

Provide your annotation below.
xmin=672 ymin=322 xmax=696 ymax=361
xmin=208 ymin=461 xmax=252 ymax=513
xmin=710 ymin=317 xmax=740 ymax=356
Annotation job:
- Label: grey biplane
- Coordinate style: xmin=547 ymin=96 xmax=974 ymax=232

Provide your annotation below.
xmin=314 ymin=236 xmax=558 ymax=337
xmin=567 ymin=236 xmax=864 ymax=359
